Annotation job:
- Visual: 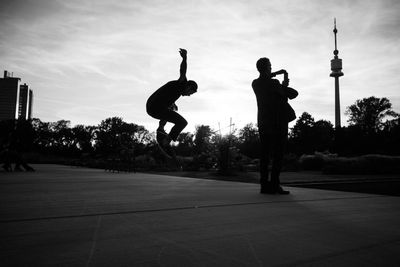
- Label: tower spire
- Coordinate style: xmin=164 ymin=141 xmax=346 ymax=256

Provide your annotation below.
xmin=330 ymin=18 xmax=344 ymax=129
xmin=333 ymin=18 xmax=339 ymax=56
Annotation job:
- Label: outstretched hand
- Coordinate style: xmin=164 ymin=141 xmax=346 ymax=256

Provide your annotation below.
xmin=179 ymin=48 xmax=187 ymax=59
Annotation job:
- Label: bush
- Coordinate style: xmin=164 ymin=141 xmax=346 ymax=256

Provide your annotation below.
xmin=134 ymin=154 xmax=156 ymax=170
xmin=299 ymin=152 xmax=336 ymax=170
xmin=299 ymin=152 xmax=400 ymax=174
xmin=282 ymin=153 xmax=300 ymax=171
xmin=323 ymin=154 xmax=400 ymax=174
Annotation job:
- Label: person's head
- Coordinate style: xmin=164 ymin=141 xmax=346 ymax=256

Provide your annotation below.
xmin=182 ymin=80 xmax=198 ymax=96
xmin=256 ymin=57 xmax=271 ymax=76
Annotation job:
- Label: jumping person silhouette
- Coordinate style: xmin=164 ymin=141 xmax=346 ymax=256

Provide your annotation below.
xmin=146 ymin=48 xmax=198 ymax=158
xmin=252 ymin=57 xmax=298 ymax=194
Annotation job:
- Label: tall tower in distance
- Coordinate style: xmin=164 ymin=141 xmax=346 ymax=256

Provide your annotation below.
xmin=330 ymin=18 xmax=344 ymax=128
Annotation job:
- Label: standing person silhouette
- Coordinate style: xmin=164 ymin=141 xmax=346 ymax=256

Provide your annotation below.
xmin=252 ymin=57 xmax=298 ymax=194
xmin=146 ymin=48 xmax=198 ymax=158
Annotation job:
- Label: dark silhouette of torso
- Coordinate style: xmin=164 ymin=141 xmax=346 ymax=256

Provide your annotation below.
xmin=146 ymin=80 xmax=186 ymax=111
xmin=252 ymin=77 xmax=297 ymax=133
xmin=252 ymin=77 xmax=287 ymax=133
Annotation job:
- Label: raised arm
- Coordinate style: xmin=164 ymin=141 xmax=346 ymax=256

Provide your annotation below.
xmin=273 ymin=69 xmax=299 ymax=99
xmin=178 ymin=48 xmax=187 ymax=82
xmin=281 ymin=70 xmax=298 ymax=99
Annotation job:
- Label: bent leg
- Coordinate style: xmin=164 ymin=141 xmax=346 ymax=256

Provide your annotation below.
xmin=147 ymin=107 xmax=187 ymax=141
xmin=158 ymin=120 xmax=167 ymax=133
xmin=166 ymin=110 xmax=187 ymax=141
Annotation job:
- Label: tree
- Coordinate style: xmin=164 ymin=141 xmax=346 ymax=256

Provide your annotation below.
xmin=381 ymin=117 xmax=400 ymax=155
xmin=192 ymin=125 xmax=216 ymax=169
xmin=125 ymin=123 xmax=150 ymax=155
xmin=193 ymin=125 xmax=214 ymax=154
xmin=176 ymin=132 xmax=194 ymax=156
xmin=289 ymin=112 xmax=315 ymax=154
xmin=0 ymin=119 xmax=34 ymax=152
xmin=238 ymin=123 xmax=260 ymax=158
xmin=312 ymin=120 xmax=334 ymax=152
xmin=94 ymin=117 xmax=150 ymax=158
xmin=290 ymin=112 xmax=315 ymax=139
xmin=345 ymin=96 xmax=399 ymax=133
xmin=50 ymin=120 xmax=74 ymax=151
xmin=31 ymin=118 xmax=52 ymax=151
xmin=72 ymin=125 xmax=96 ymax=153
xmin=289 ymin=113 xmax=335 ymax=154
xmin=94 ymin=117 xmax=131 ymax=156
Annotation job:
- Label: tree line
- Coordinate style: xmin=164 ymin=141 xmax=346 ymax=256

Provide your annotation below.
xmin=1 ymin=96 xmax=399 ymax=171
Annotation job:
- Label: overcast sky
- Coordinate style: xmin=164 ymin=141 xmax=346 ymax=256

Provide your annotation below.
xmin=1 ymin=0 xmax=399 ymax=134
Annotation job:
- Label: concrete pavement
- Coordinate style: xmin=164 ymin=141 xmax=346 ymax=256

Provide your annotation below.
xmin=1 ymin=164 xmax=399 ymax=266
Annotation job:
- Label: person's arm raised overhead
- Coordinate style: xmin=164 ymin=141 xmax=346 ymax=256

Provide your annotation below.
xmin=178 ymin=48 xmax=187 ymax=82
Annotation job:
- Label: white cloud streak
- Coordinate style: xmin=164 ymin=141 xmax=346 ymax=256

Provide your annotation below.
xmin=0 ymin=0 xmax=399 ymax=132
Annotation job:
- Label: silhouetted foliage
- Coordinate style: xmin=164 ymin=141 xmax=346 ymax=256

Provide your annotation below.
xmin=215 ymin=134 xmax=244 ymax=174
xmin=237 ymin=123 xmax=260 ymax=158
xmin=191 ymin=125 xmax=215 ymax=169
xmin=51 ymin=120 xmax=75 ymax=153
xmin=381 ymin=117 xmax=400 ymax=155
xmin=0 ymin=119 xmax=34 ymax=152
xmin=334 ymin=122 xmax=400 ymax=156
xmin=331 ymin=97 xmax=400 ymax=156
xmin=288 ymin=112 xmax=334 ymax=155
xmin=175 ymin=132 xmax=194 ymax=156
xmin=71 ymin=125 xmax=96 ymax=154
xmin=345 ymin=96 xmax=399 ymax=133
xmin=289 ymin=112 xmax=315 ymax=154
xmin=193 ymin=125 xmax=214 ymax=155
xmin=94 ymin=117 xmax=150 ymax=158
xmin=312 ymin=120 xmax=335 ymax=152
xmin=2 ymin=95 xmax=399 ymax=172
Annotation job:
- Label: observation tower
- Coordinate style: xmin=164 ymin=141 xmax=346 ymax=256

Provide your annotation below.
xmin=330 ymin=18 xmax=344 ymax=128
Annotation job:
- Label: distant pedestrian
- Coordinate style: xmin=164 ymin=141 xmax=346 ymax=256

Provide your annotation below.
xmin=252 ymin=57 xmax=298 ymax=194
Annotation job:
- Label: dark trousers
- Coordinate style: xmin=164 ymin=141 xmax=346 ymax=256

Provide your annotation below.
xmin=147 ymin=107 xmax=187 ymax=141
xmin=259 ymin=128 xmax=287 ymax=189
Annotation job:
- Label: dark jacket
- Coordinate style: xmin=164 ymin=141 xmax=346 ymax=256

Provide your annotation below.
xmin=146 ymin=80 xmax=187 ymax=113
xmin=252 ymin=77 xmax=298 ymax=134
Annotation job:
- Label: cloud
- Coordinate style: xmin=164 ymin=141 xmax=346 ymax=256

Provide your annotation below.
xmin=1 ymin=0 xmax=399 ymax=131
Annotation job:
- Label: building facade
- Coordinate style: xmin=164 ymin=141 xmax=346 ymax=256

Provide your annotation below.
xmin=0 ymin=70 xmax=33 ymax=121
xmin=19 ymin=83 xmax=31 ymax=120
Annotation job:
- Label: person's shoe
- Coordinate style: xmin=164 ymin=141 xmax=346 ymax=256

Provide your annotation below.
xmin=156 ymin=133 xmax=174 ymax=159
xmin=277 ymin=186 xmax=290 ymax=195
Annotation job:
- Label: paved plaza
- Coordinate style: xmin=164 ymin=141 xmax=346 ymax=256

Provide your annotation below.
xmin=1 ymin=164 xmax=399 ymax=266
